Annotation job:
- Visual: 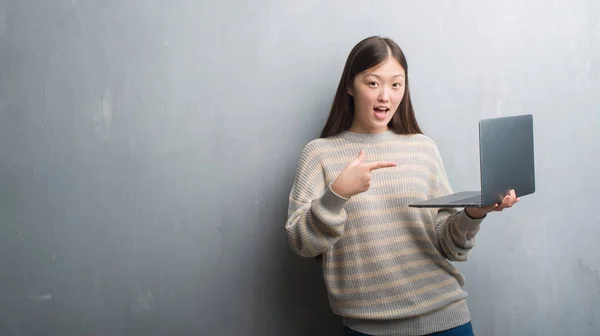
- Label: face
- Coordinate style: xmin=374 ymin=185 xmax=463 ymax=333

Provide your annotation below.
xmin=348 ymin=56 xmax=406 ymax=134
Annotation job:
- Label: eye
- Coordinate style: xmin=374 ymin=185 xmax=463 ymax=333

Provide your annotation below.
xmin=392 ymin=83 xmax=403 ymax=88
xmin=368 ymin=82 xmax=379 ymax=87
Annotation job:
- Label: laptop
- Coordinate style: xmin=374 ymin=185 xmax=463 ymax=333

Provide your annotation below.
xmin=409 ymin=114 xmax=535 ymax=208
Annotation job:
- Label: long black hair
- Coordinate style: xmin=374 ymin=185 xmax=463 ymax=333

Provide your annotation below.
xmin=320 ymin=36 xmax=422 ymax=138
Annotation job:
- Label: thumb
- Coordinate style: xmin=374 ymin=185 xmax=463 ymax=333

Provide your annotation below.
xmin=354 ymin=150 xmax=365 ymax=164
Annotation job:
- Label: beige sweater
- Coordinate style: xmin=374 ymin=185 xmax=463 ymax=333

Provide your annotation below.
xmin=285 ymin=130 xmax=484 ymax=335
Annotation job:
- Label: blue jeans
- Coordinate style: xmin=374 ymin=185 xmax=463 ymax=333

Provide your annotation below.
xmin=344 ymin=321 xmax=474 ymax=336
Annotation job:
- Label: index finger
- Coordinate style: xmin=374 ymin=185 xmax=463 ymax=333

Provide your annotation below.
xmin=366 ymin=161 xmax=397 ymax=171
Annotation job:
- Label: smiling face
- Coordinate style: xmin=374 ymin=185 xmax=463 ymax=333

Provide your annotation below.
xmin=348 ymin=55 xmax=406 ymax=134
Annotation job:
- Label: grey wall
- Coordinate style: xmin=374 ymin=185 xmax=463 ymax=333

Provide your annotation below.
xmin=1 ymin=1 xmax=599 ymax=335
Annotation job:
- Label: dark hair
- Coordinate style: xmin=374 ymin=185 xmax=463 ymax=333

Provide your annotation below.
xmin=319 ymin=36 xmax=422 ymax=138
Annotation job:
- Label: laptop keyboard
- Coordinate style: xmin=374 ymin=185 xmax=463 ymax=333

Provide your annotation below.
xmin=449 ymin=195 xmax=482 ymax=204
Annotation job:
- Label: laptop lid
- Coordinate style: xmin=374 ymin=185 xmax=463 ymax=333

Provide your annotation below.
xmin=479 ymin=114 xmax=536 ymax=205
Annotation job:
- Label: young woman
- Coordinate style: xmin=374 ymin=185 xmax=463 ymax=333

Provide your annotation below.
xmin=285 ymin=36 xmax=519 ymax=336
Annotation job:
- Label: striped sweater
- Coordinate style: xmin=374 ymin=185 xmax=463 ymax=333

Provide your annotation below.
xmin=285 ymin=130 xmax=485 ymax=336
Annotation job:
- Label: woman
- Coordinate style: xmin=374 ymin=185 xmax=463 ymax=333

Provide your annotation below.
xmin=284 ymin=36 xmax=518 ymax=336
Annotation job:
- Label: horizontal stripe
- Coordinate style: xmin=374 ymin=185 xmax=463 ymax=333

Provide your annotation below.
xmin=320 ymin=153 xmax=439 ymax=170
xmin=328 ymin=269 xmax=447 ymax=296
xmin=338 ymin=277 xmax=457 ymax=308
xmin=324 ymin=247 xmax=430 ymax=270
xmin=334 ymin=225 xmax=433 ymax=254
xmin=331 ymin=234 xmax=432 ymax=256
xmin=346 ymin=204 xmax=422 ymax=222
xmin=337 ymin=288 xmax=466 ymax=320
xmin=343 ymin=219 xmax=428 ymax=239
xmin=323 ymin=258 xmax=434 ymax=282
xmin=306 ymin=137 xmax=438 ymax=158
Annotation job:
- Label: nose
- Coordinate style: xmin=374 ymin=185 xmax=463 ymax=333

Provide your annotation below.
xmin=378 ymin=87 xmax=390 ymax=102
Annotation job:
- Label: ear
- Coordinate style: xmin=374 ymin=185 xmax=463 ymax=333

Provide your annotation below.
xmin=347 ymin=86 xmax=354 ymax=96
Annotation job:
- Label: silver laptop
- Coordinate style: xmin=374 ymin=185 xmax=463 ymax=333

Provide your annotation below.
xmin=409 ymin=114 xmax=535 ymax=208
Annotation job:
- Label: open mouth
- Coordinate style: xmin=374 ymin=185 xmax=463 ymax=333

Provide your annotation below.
xmin=373 ymin=107 xmax=389 ymax=120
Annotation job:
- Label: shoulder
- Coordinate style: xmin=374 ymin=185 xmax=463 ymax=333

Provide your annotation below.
xmin=403 ymin=133 xmax=436 ymax=145
xmin=292 ymin=136 xmax=343 ymax=181
xmin=393 ymin=133 xmax=441 ymax=154
xmin=299 ymin=136 xmax=343 ymax=160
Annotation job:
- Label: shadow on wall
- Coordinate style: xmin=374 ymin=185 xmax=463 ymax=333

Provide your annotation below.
xmin=261 ymin=182 xmax=343 ymax=336
xmin=272 ymin=232 xmax=343 ymax=336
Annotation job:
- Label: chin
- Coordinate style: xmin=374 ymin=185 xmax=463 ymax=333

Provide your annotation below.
xmin=373 ymin=119 xmax=392 ymax=129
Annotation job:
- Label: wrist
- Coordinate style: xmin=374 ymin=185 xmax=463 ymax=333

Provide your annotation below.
xmin=330 ymin=181 xmax=351 ymax=199
xmin=465 ymin=207 xmax=487 ymax=219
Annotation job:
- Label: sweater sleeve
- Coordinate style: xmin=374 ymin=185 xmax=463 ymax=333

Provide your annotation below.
xmin=430 ymin=144 xmax=485 ymax=262
xmin=285 ymin=143 xmax=350 ymax=258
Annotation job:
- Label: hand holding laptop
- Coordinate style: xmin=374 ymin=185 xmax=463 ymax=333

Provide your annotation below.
xmin=465 ymin=189 xmax=520 ymax=219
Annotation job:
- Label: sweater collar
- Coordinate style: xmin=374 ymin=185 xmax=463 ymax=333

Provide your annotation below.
xmin=338 ymin=130 xmax=396 ymax=143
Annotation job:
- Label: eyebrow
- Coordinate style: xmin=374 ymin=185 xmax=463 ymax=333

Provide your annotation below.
xmin=366 ymin=73 xmax=405 ymax=79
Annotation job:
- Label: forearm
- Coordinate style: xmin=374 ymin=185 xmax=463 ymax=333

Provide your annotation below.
xmin=435 ymin=210 xmax=484 ymax=261
xmin=285 ymin=184 xmax=350 ymax=257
